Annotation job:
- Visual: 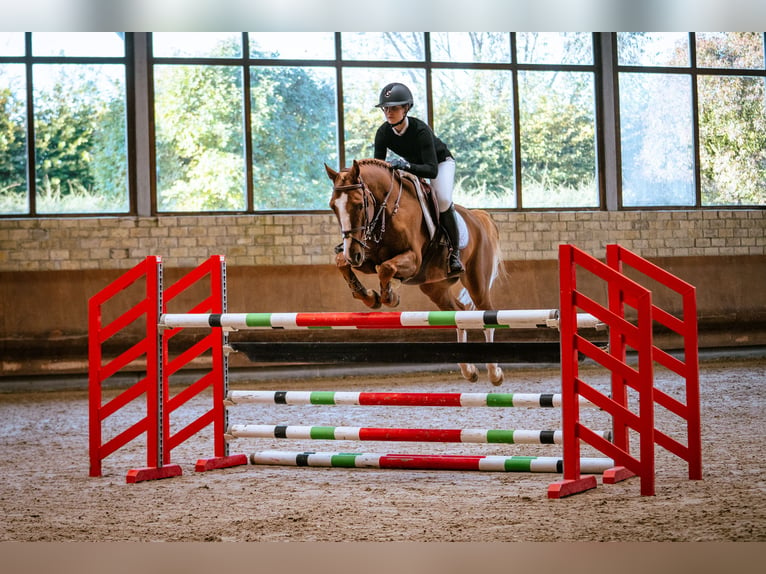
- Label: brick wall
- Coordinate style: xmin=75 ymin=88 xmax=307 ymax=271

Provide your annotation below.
xmin=0 ymin=209 xmax=763 ymax=272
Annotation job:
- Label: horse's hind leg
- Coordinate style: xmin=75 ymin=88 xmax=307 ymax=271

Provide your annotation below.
xmin=456 ymin=328 xmax=479 ymax=383
xmin=419 ymin=281 xmax=481 ymax=383
xmin=483 ymin=328 xmax=504 ymax=386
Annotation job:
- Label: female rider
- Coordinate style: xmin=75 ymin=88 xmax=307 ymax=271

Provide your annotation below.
xmin=373 ymin=82 xmax=464 ymax=276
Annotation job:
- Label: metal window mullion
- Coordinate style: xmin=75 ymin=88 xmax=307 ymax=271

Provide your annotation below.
xmin=335 ymin=33 xmax=346 ymax=169
xmin=24 ymin=33 xmax=36 ymax=215
xmin=133 ymin=33 xmax=152 ymax=217
xmin=600 ymin=33 xmax=620 ymax=212
xmin=242 ymin=33 xmax=254 ymax=213
xmin=510 ymin=34 xmax=522 ymax=209
xmin=690 ymin=34 xmax=703 ymax=208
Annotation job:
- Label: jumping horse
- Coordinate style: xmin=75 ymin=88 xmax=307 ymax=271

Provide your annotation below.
xmin=325 ymin=158 xmax=505 ymax=385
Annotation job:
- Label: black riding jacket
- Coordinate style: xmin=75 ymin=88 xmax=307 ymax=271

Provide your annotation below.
xmin=373 ymin=116 xmax=453 ymax=179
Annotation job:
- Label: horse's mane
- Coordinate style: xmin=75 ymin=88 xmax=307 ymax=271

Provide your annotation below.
xmin=356 ymin=158 xmax=389 ymax=169
xmin=338 ymin=158 xmax=390 ymax=173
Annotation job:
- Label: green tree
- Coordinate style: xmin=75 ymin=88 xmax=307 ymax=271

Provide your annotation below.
xmin=34 ymin=78 xmax=97 ymax=193
xmin=697 ymin=34 xmax=766 ymax=206
xmin=0 ymin=85 xmax=26 ymax=203
xmin=250 ymin=66 xmax=337 ymax=209
xmin=154 ymin=63 xmax=246 ymax=211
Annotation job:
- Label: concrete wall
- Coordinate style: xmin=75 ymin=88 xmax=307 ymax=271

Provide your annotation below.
xmin=1 ymin=209 xmax=764 ymax=376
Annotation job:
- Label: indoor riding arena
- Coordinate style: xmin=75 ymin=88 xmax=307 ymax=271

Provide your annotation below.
xmin=0 ymin=30 xmax=764 ymax=570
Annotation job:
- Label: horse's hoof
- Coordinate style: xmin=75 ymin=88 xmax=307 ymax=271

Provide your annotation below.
xmin=489 ymin=368 xmax=504 ymax=386
xmin=385 ymin=295 xmax=400 ymax=308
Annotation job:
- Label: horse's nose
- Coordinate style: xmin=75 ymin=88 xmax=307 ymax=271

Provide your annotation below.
xmin=349 ymin=251 xmax=364 ymax=267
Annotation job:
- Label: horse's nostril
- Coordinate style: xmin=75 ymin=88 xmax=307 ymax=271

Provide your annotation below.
xmin=349 ymin=251 xmax=363 ymax=266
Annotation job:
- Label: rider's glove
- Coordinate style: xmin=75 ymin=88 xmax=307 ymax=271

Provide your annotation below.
xmin=389 ymin=158 xmax=411 ymax=171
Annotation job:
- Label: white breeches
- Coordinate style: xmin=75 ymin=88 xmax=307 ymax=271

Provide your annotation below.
xmin=430 ymin=157 xmax=456 ymax=212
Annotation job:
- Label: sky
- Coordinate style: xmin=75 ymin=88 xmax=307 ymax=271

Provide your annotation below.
xmin=2 ymin=0 xmax=766 ymax=32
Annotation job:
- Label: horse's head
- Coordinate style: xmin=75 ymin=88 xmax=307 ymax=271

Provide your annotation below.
xmin=326 ymin=160 xmax=375 ymax=267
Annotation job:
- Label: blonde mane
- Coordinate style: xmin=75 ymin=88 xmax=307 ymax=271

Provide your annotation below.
xmin=339 ymin=158 xmax=390 ymax=173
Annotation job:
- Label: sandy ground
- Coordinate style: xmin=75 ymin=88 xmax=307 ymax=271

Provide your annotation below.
xmin=0 ymin=356 xmax=764 ymax=547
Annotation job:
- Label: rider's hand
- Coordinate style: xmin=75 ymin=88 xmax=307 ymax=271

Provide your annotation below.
xmin=389 ymin=158 xmax=411 ymax=171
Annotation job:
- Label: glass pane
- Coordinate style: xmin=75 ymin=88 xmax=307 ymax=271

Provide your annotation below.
xmin=0 ymin=64 xmax=27 ymax=214
xmin=341 ymin=68 xmax=427 ymax=163
xmin=617 ymin=33 xmax=690 ymax=67
xmin=432 ymin=69 xmax=515 ymax=208
xmin=0 ymin=33 xmax=25 ymax=56
xmin=154 ymin=65 xmax=245 ymax=212
xmin=699 ymin=76 xmax=766 ymax=206
xmin=33 ymin=64 xmax=129 ymax=214
xmin=152 ymin=33 xmax=242 ymax=58
xmin=619 ymin=72 xmax=695 ymax=207
xmin=32 ymin=33 xmax=125 ymax=57
xmin=696 ymin=32 xmax=765 ymax=69
xmin=430 ymin=33 xmax=510 ymax=63
xmin=518 ymin=71 xmax=598 ymax=208
xmin=341 ymin=33 xmax=424 ymax=61
xmin=250 ymin=66 xmax=337 ymax=210
xmin=250 ymin=32 xmax=335 ymax=60
xmin=516 ymin=33 xmax=593 ymax=65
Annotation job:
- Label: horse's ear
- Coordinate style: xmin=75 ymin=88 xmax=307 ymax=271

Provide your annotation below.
xmin=325 ymin=163 xmax=338 ymax=181
xmin=350 ymin=160 xmax=361 ymax=179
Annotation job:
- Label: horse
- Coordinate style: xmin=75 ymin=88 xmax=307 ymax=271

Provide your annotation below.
xmin=325 ymin=158 xmax=506 ymax=386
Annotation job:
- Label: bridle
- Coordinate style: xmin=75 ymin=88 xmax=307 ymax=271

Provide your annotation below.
xmin=332 ymin=169 xmax=404 ymax=253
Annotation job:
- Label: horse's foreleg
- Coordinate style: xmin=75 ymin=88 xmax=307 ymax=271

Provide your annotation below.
xmin=336 ymin=254 xmax=381 ymax=309
xmin=483 ymin=328 xmax=504 ymax=386
xmin=456 ymin=328 xmax=479 ymax=383
xmin=376 ymin=251 xmax=420 ymax=308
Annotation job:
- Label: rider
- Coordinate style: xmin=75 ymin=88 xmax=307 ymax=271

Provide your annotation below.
xmin=373 ymin=82 xmax=464 ymax=277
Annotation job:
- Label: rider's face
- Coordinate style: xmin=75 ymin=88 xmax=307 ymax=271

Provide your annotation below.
xmin=382 ymin=105 xmax=406 ymax=125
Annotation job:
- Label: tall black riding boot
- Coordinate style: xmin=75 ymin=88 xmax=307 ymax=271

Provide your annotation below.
xmin=440 ymin=204 xmax=465 ymax=276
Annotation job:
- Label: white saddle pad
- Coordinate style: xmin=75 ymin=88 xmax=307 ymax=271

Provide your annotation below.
xmin=409 ymin=175 xmax=469 ymax=249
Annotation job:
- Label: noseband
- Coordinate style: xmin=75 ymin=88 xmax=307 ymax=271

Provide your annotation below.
xmin=333 ymin=171 xmax=403 ymax=253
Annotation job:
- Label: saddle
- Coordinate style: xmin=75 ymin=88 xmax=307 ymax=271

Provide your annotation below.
xmin=396 ymin=171 xmax=454 ymax=284
xmin=397 ymin=171 xmax=441 ymax=240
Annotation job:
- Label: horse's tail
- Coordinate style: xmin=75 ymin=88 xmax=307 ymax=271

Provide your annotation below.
xmin=458 ymin=210 xmax=506 ymax=310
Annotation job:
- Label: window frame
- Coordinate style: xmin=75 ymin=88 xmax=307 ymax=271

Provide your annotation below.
xmin=0 ymin=32 xmax=135 ymax=217
xmin=2 ymin=32 xmax=764 ymax=219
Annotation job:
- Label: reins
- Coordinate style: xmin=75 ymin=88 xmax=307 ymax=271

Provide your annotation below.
xmin=333 ymin=168 xmax=405 ymax=251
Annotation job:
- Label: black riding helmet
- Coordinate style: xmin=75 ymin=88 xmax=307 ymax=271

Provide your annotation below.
xmin=375 ymin=82 xmax=414 ymax=109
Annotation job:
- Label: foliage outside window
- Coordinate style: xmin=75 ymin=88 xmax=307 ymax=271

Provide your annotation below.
xmin=152 ymin=32 xmax=599 ymax=212
xmin=0 ymin=32 xmax=129 ymax=215
xmin=617 ymin=32 xmax=765 ymax=207
xmin=2 ymin=32 xmax=764 ymax=217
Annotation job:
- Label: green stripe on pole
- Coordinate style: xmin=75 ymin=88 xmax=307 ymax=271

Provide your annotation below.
xmin=504 ymin=456 xmax=536 ymax=471
xmin=309 ymin=426 xmax=337 ymax=440
xmin=310 ymin=392 xmax=337 ymax=405
xmin=331 ymin=453 xmax=361 ymax=467
xmin=485 ymin=394 xmax=516 ymax=407
xmin=486 ymin=430 xmax=517 ymax=443
xmin=427 ymin=311 xmax=458 ymax=326
xmin=245 ymin=313 xmax=273 ymax=327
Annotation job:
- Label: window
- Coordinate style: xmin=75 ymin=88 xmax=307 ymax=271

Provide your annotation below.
xmin=2 ymin=32 xmax=763 ymax=218
xmin=150 ymin=32 xmax=600 ymax=212
xmin=0 ymin=32 xmax=130 ymax=215
xmin=617 ymin=32 xmax=766 ymax=207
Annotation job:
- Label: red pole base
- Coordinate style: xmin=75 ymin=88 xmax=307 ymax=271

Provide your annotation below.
xmin=126 ymin=464 xmax=183 ymax=483
xmin=195 ymin=454 xmax=249 ymax=472
xmin=547 ymin=475 xmax=598 ymax=499
xmin=603 ymin=465 xmax=637 ymax=484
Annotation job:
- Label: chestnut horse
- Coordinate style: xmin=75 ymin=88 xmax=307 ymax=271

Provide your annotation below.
xmin=325 ymin=158 xmax=505 ymax=385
